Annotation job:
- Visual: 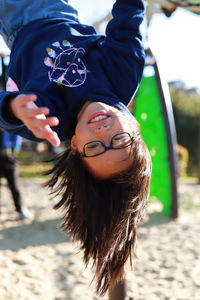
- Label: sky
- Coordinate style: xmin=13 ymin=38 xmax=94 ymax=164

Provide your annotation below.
xmin=147 ymin=7 xmax=200 ymax=89
xmin=0 ymin=0 xmax=199 ymax=88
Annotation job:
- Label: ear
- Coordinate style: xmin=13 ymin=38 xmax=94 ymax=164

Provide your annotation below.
xmin=70 ymin=135 xmax=77 ymax=155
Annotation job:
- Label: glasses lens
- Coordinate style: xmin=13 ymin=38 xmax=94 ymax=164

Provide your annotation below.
xmin=84 ymin=141 xmax=105 ymax=157
xmin=112 ymin=133 xmax=132 ymax=148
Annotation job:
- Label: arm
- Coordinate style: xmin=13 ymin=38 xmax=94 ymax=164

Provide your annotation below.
xmin=101 ymin=0 xmax=145 ymax=103
xmin=0 ymin=92 xmax=60 ymax=147
xmin=105 ymin=0 xmax=145 ymax=51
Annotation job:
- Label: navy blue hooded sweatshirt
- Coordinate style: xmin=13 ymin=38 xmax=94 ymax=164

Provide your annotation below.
xmin=0 ymin=0 xmax=145 ymax=141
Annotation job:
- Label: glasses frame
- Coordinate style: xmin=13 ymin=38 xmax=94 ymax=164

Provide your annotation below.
xmin=80 ymin=132 xmax=135 ymax=158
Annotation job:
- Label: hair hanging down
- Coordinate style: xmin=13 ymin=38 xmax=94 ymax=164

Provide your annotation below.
xmin=45 ymin=129 xmax=152 ymax=296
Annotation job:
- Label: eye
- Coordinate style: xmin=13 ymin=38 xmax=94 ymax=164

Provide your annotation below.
xmin=112 ymin=133 xmax=132 ymax=148
xmin=86 ymin=142 xmax=99 ymax=149
xmin=114 ymin=136 xmax=124 ymax=141
xmin=113 ymin=135 xmax=129 ymax=143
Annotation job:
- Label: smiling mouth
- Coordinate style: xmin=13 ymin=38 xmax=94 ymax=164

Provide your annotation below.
xmin=88 ymin=113 xmax=111 ymax=124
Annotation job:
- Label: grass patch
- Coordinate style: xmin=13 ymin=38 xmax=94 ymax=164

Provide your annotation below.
xmin=179 ymin=176 xmax=199 ymax=184
xmin=19 ymin=162 xmax=53 ymax=178
xmin=17 ymin=151 xmax=54 ymax=178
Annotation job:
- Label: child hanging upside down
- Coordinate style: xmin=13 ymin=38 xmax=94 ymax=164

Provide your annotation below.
xmin=0 ymin=0 xmax=151 ymax=296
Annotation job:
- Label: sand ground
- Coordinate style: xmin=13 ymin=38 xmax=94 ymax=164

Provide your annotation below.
xmin=0 ymin=178 xmax=199 ymax=300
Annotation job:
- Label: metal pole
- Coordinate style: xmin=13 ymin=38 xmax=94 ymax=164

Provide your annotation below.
xmin=0 ymin=177 xmax=2 ymax=219
xmin=154 ymin=61 xmax=178 ymax=219
xmin=108 ymin=279 xmax=133 ymax=300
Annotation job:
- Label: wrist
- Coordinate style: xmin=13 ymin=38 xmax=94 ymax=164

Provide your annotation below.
xmin=2 ymin=94 xmax=20 ymax=122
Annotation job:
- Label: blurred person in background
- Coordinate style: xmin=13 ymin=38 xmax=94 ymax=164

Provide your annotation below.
xmin=0 ymin=129 xmax=30 ymax=220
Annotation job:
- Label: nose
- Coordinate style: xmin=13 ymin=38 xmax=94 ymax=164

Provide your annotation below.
xmin=94 ymin=124 xmax=110 ymax=143
xmin=95 ymin=124 xmax=110 ymax=131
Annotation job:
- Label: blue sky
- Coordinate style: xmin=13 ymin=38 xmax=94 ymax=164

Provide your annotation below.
xmin=0 ymin=0 xmax=199 ymax=88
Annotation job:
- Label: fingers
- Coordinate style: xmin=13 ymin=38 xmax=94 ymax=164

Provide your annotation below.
xmin=11 ymin=94 xmax=51 ymax=120
xmin=21 ymin=106 xmax=50 ymax=118
xmin=16 ymin=94 xmax=37 ymax=106
xmin=32 ymin=125 xmax=61 ymax=147
xmin=10 ymin=94 xmax=61 ymax=147
xmin=10 ymin=94 xmax=38 ymax=120
xmin=24 ymin=115 xmax=60 ymax=147
xmin=26 ymin=116 xmax=59 ymax=130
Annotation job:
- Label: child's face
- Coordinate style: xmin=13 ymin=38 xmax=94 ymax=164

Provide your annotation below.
xmin=71 ymin=102 xmax=138 ymax=179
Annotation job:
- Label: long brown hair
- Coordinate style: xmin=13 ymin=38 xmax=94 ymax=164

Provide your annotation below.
xmin=45 ymin=131 xmax=151 ymax=295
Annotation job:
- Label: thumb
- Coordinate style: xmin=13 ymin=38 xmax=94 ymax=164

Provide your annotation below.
xmin=17 ymin=94 xmax=37 ymax=107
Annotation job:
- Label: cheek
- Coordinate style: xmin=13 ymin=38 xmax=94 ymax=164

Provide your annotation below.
xmin=75 ymin=122 xmax=91 ymax=151
xmin=116 ymin=116 xmax=133 ymax=132
xmin=122 ymin=116 xmax=139 ymax=132
xmin=74 ymin=123 xmax=84 ymax=148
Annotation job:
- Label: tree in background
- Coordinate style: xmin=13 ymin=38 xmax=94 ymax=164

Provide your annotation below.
xmin=169 ymin=81 xmax=200 ymax=182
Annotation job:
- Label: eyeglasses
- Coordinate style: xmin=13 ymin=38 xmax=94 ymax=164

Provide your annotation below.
xmin=80 ymin=132 xmax=135 ymax=158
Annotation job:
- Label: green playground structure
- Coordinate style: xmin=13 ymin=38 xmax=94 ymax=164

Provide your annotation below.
xmin=132 ymin=49 xmax=178 ymax=218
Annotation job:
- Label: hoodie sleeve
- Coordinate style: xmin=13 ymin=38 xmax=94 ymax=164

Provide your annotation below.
xmin=0 ymin=91 xmax=32 ymax=137
xmin=100 ymin=0 xmax=145 ymax=104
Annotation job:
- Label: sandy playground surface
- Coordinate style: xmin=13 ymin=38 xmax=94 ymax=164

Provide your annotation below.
xmin=0 ymin=177 xmax=200 ymax=300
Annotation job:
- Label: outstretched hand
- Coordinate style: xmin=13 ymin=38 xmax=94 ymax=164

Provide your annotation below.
xmin=9 ymin=94 xmax=60 ymax=147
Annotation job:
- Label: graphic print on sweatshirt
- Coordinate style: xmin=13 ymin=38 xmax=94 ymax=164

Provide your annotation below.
xmin=44 ymin=40 xmax=90 ymax=88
